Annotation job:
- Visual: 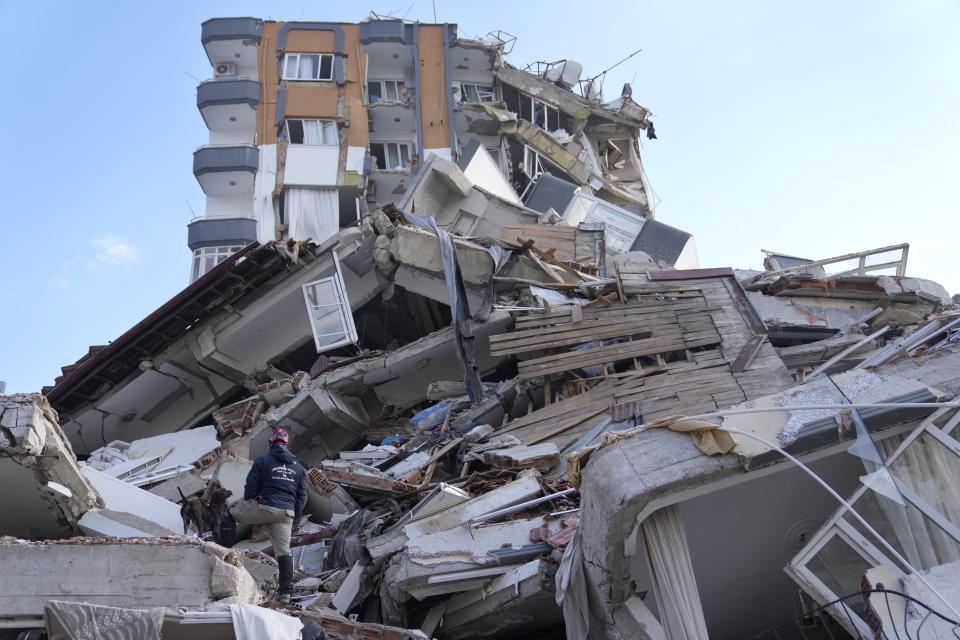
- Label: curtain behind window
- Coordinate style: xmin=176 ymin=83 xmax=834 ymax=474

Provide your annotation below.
xmin=285 ymin=187 xmax=338 ymax=244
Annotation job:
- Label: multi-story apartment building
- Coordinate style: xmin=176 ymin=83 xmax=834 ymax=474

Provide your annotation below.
xmin=190 ymin=17 xmax=674 ymax=281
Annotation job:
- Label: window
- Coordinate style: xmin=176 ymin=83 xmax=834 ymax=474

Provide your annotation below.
xmin=522 ymin=145 xmax=545 ymax=178
xmin=370 ymin=142 xmax=411 ymax=170
xmin=285 ymin=119 xmax=338 ymax=145
xmin=518 ymin=95 xmax=560 ymax=132
xmin=301 ymin=253 xmax=358 ymax=353
xmin=282 ymin=53 xmax=335 ymax=81
xmin=191 ymin=245 xmax=243 ymax=282
xmin=367 ymin=80 xmax=406 ymax=104
xmin=458 ymin=82 xmax=495 ymax=104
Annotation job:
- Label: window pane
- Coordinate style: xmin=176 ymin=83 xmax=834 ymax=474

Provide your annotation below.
xmin=299 ymin=54 xmax=319 ymax=79
xmin=464 ymin=84 xmax=479 ymax=102
xmin=302 ymin=120 xmax=322 ymax=145
xmin=477 ymin=86 xmax=494 ymax=103
xmin=399 ymin=145 xmax=409 ymax=167
xmin=547 ymin=106 xmax=560 ymax=132
xmin=806 ymin=535 xmax=872 ymax=621
xmin=368 ymin=81 xmax=382 ymax=103
xmin=890 ymin=432 xmax=960 ymax=532
xmin=385 ymin=81 xmax=399 ymax=101
xmin=304 ymin=279 xmax=349 ymax=351
xmin=387 ymin=144 xmax=400 ymax=169
xmin=287 ymin=119 xmax=304 ymax=144
xmin=519 ymin=96 xmax=532 ymax=121
xmin=284 ymin=54 xmax=298 ymax=79
xmin=191 ymin=255 xmax=201 ymax=281
xmin=319 ymin=55 xmax=333 ymax=80
xmin=370 ymin=143 xmax=386 ymax=169
xmin=844 ymin=491 xmax=960 ymax=572
xmin=322 ymin=121 xmax=338 ymax=145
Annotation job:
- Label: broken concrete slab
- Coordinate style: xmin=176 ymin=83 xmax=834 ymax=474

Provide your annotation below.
xmin=0 ymin=393 xmax=101 ymax=539
xmin=0 ymin=537 xmax=257 ymax=618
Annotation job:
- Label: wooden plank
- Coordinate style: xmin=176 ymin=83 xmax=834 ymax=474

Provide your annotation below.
xmin=517 ymin=336 xmax=692 ymax=378
xmin=513 ymin=299 xmax=711 ymax=329
xmin=492 ymin=316 xmax=717 ymax=356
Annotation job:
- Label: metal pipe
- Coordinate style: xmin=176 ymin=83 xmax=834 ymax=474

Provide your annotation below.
xmin=684 ymin=401 xmax=960 ymax=422
xmin=469 ymin=487 xmax=577 ymax=525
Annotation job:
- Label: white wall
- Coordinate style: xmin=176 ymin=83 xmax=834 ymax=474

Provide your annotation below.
xmin=423 ymin=147 xmax=452 ymax=162
xmin=283 ymin=145 xmax=340 ymax=187
xmin=674 ymin=236 xmax=700 ymax=270
xmin=461 ymin=145 xmax=520 ymax=204
xmin=204 ymin=194 xmax=255 ymax=217
xmin=346 ymin=146 xmax=366 ymax=174
xmin=208 ymin=128 xmax=255 ymax=146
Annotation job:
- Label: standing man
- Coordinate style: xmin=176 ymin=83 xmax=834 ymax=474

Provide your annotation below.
xmin=219 ymin=427 xmax=307 ymax=602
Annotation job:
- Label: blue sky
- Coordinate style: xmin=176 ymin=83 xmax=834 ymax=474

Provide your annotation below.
xmin=1 ymin=1 xmax=958 ymax=393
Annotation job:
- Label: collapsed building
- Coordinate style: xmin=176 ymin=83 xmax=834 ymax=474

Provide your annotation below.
xmin=3 ymin=12 xmax=960 ymax=640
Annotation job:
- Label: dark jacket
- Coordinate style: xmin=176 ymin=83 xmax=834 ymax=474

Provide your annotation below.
xmin=244 ymin=446 xmax=307 ymax=521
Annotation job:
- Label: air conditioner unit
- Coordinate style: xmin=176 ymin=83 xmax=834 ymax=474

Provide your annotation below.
xmin=214 ymin=62 xmax=237 ymax=77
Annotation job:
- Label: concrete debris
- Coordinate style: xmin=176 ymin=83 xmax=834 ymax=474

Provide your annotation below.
xmin=2 ymin=13 xmax=956 ymax=640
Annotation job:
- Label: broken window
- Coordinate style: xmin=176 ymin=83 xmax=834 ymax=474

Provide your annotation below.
xmin=457 ymin=82 xmax=495 ymax=104
xmin=787 ymin=410 xmax=960 ymax=636
xmin=367 ymin=80 xmax=405 ymax=103
xmin=191 ymin=245 xmax=244 ymax=282
xmin=449 ymin=210 xmax=479 ymax=235
xmin=369 ymin=142 xmax=411 ymax=170
xmin=518 ymin=95 xmax=560 ymax=132
xmin=301 ymin=253 xmax=358 ymax=353
xmin=282 ymin=53 xmax=335 ymax=81
xmin=285 ymin=119 xmax=338 ymax=145
xmin=522 ymin=145 xmax=545 ymax=178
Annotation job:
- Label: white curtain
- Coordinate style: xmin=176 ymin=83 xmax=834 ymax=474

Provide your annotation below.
xmin=298 ymin=54 xmax=318 ymax=80
xmin=868 ymin=433 xmax=960 ymax=570
xmin=641 ymin=505 xmax=709 ymax=640
xmin=302 ymin=119 xmax=323 ymax=145
xmin=254 ymin=145 xmax=278 ymax=244
xmin=285 ymin=187 xmax=339 ymax=243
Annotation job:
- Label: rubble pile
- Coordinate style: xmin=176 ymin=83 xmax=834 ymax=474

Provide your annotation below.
xmin=5 ymin=15 xmax=960 ymax=640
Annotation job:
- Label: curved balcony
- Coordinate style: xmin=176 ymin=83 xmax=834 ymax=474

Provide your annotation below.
xmin=197 ymin=78 xmax=260 ymax=131
xmin=192 ymin=145 xmax=258 ymax=196
xmin=201 ymin=17 xmax=262 ymax=69
xmin=187 ymin=217 xmax=258 ymax=251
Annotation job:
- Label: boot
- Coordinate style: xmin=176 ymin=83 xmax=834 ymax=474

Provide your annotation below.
xmin=277 ymin=554 xmax=294 ymax=603
xmin=218 ymin=512 xmax=237 ymax=548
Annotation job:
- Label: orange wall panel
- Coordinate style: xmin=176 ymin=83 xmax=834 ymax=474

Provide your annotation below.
xmin=418 ymin=25 xmax=450 ymax=151
xmin=284 ymin=29 xmax=336 ymax=52
xmin=284 ymin=85 xmax=339 ymax=118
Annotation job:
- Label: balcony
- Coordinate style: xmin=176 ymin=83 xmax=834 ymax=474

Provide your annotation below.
xmin=201 ymin=17 xmax=262 ymax=70
xmin=196 ymin=78 xmax=260 ymax=132
xmin=187 ymin=217 xmax=258 ymax=251
xmin=192 ymin=145 xmax=258 ymax=196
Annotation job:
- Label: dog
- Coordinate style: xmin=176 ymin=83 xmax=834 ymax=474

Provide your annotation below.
xmin=178 ymin=481 xmax=232 ymax=541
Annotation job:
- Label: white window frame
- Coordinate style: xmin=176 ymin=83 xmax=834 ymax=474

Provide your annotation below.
xmin=520 ymin=95 xmax=560 ymax=132
xmin=786 ymin=407 xmax=960 ymax=637
xmin=301 ymin=253 xmax=358 ymax=353
xmin=282 ymin=53 xmax=335 ymax=81
xmin=285 ymin=118 xmax=339 ymax=145
xmin=522 ymin=145 xmax=545 ymax=179
xmin=191 ymin=245 xmax=244 ymax=282
xmin=367 ymin=79 xmax=406 ymax=104
xmin=457 ymin=82 xmax=495 ymax=104
xmin=370 ymin=141 xmax=412 ymax=170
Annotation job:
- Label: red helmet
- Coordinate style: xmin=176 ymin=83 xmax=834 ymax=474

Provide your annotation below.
xmin=269 ymin=428 xmax=290 ymax=445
